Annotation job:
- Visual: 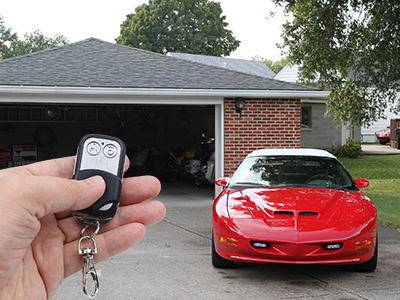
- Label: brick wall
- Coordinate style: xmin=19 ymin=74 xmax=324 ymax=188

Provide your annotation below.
xmin=224 ymin=98 xmax=301 ymax=175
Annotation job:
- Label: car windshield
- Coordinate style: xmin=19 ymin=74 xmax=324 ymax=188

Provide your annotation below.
xmin=229 ymin=156 xmax=358 ymax=191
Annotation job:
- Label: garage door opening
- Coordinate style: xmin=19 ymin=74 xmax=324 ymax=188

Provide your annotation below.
xmin=0 ymin=103 xmax=217 ymax=187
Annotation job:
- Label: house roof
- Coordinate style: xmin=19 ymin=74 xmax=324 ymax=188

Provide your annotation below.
xmin=247 ymin=148 xmax=335 ymax=159
xmin=167 ymin=52 xmax=275 ymax=79
xmin=273 ymin=64 xmax=300 ymax=82
xmin=0 ymin=38 xmax=316 ymax=92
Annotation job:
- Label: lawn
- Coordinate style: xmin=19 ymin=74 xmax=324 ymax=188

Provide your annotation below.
xmin=340 ymin=155 xmax=400 ymax=228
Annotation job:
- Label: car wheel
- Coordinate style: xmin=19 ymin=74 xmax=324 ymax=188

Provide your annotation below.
xmin=212 ymin=234 xmax=235 ymax=268
xmin=379 ymin=141 xmax=387 ymax=145
xmin=354 ymin=236 xmax=378 ymax=272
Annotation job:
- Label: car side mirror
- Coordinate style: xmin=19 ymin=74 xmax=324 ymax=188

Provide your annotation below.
xmin=215 ymin=177 xmax=230 ymax=187
xmin=354 ymin=178 xmax=369 ymax=189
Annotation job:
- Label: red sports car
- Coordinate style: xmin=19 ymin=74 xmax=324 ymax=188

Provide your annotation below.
xmin=376 ymin=127 xmax=390 ymax=145
xmin=212 ymin=149 xmax=377 ymax=271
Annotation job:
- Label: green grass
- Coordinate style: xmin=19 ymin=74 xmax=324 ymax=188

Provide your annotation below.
xmin=340 ymin=155 xmax=400 ymax=228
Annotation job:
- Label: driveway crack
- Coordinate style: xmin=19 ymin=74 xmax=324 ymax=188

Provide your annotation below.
xmin=301 ymin=272 xmax=369 ymax=300
xmin=162 ymin=219 xmax=211 ymax=240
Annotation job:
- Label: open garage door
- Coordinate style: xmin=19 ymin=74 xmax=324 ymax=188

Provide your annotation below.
xmin=0 ymin=99 xmax=224 ymax=195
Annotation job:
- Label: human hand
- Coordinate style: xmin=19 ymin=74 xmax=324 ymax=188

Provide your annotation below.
xmin=0 ymin=156 xmax=165 ymax=299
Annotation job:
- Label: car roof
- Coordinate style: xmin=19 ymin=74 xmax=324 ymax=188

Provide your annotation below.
xmin=246 ymin=148 xmax=336 ymax=159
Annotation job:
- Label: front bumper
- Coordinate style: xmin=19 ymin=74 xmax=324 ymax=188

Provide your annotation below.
xmin=214 ymin=219 xmax=377 ymax=265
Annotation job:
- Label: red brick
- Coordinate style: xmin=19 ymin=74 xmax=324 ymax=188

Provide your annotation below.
xmin=223 ymin=98 xmax=301 ymax=174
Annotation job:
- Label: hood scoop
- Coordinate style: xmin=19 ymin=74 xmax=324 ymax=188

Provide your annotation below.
xmin=274 ymin=211 xmax=294 ymax=216
xmin=273 ymin=211 xmax=319 ymax=219
xmin=299 ymin=211 xmax=318 ymax=216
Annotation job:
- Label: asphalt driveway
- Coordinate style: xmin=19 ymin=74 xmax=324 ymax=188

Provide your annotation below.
xmin=54 ymin=181 xmax=400 ymax=300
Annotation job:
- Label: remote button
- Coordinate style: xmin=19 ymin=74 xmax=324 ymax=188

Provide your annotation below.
xmin=99 ymin=203 xmax=113 ymax=211
xmin=104 ymin=144 xmax=118 ymax=158
xmin=87 ymin=142 xmax=101 ymax=156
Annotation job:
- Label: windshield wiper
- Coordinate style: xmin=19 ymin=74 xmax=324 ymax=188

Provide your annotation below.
xmin=233 ymin=182 xmax=267 ymax=187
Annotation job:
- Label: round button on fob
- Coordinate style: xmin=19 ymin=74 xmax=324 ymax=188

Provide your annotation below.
xmin=87 ymin=142 xmax=101 ymax=156
xmin=103 ymin=144 xmax=117 ymax=158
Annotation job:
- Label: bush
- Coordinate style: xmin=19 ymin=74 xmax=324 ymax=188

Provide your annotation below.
xmin=337 ymin=138 xmax=362 ymax=158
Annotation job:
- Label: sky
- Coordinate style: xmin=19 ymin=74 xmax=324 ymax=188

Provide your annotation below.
xmin=1 ymin=0 xmax=289 ymax=61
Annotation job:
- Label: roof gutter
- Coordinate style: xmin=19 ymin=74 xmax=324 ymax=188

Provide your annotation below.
xmin=0 ymin=86 xmax=330 ymax=99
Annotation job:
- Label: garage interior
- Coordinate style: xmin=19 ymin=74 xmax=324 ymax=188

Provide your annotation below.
xmin=0 ymin=103 xmax=215 ymax=183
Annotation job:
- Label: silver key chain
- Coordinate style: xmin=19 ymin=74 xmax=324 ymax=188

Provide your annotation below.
xmin=78 ymin=222 xmax=101 ymax=298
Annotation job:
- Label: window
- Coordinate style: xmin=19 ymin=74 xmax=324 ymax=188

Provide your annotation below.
xmin=301 ymin=106 xmax=311 ymax=128
xmin=229 ymin=156 xmax=357 ymax=190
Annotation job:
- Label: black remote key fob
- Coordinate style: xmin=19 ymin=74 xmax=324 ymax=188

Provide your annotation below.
xmin=72 ymin=134 xmax=126 ymax=226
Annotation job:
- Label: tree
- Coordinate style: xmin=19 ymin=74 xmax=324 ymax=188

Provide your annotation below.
xmin=0 ymin=16 xmax=18 ymax=59
xmin=116 ymin=0 xmax=240 ymax=56
xmin=253 ymin=56 xmax=288 ymax=74
xmin=0 ymin=16 xmax=68 ymax=60
xmin=272 ymin=0 xmax=400 ymax=128
xmin=7 ymin=30 xmax=68 ymax=59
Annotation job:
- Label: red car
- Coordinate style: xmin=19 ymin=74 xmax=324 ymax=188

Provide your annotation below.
xmin=212 ymin=149 xmax=377 ymax=271
xmin=376 ymin=127 xmax=390 ymax=145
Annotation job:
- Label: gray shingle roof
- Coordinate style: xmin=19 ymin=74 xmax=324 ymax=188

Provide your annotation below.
xmin=167 ymin=52 xmax=275 ymax=79
xmin=0 ymin=38 xmax=316 ymax=91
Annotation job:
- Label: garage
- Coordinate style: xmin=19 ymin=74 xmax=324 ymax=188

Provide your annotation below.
xmin=0 ymin=38 xmax=329 ymax=194
xmin=0 ymin=98 xmax=221 ymax=185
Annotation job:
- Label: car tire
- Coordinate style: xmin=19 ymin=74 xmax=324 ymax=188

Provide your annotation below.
xmin=379 ymin=141 xmax=387 ymax=145
xmin=212 ymin=234 xmax=235 ymax=268
xmin=354 ymin=235 xmax=378 ymax=272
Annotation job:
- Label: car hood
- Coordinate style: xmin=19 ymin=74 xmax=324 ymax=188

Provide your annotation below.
xmin=378 ymin=128 xmax=390 ymax=134
xmin=227 ymin=187 xmax=364 ymax=222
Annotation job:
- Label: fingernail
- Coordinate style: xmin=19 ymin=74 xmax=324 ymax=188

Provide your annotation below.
xmin=86 ymin=176 xmax=104 ymax=188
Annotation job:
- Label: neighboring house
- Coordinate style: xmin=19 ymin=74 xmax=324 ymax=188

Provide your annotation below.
xmin=0 ymin=38 xmax=328 ymax=194
xmin=361 ymin=101 xmax=400 ymax=143
xmin=167 ymin=52 xmax=275 ymax=78
xmin=274 ymin=64 xmax=361 ymax=150
xmin=273 ymin=64 xmax=300 ymax=82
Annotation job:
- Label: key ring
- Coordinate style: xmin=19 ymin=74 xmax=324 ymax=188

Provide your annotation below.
xmin=78 ymin=221 xmax=101 ymax=298
xmin=80 ymin=222 xmax=100 ymax=240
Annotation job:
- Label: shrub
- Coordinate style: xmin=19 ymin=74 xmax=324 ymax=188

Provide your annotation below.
xmin=337 ymin=138 xmax=362 ymax=158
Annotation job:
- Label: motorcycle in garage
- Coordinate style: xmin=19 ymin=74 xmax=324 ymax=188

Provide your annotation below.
xmin=194 ymin=135 xmax=215 ymax=188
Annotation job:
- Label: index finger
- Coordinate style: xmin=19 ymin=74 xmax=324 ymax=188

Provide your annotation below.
xmin=0 ymin=156 xmax=130 ymax=179
xmin=0 ymin=156 xmax=76 ymax=179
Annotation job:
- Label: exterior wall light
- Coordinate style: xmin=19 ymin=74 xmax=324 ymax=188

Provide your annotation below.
xmin=235 ymin=97 xmax=246 ymax=117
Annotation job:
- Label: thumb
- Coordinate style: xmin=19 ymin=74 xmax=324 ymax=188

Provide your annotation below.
xmin=1 ymin=174 xmax=106 ymax=220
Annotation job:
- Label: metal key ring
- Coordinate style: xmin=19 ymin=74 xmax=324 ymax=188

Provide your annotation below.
xmin=80 ymin=221 xmax=100 ymax=239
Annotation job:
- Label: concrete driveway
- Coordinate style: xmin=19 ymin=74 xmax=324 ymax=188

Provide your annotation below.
xmin=54 ymin=182 xmax=400 ymax=300
xmin=362 ymin=143 xmax=400 ymax=155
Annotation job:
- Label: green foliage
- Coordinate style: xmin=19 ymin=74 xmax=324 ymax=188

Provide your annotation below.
xmin=271 ymin=0 xmax=400 ymax=128
xmin=337 ymin=138 xmax=362 ymax=158
xmin=8 ymin=30 xmax=68 ymax=58
xmin=253 ymin=56 xmax=288 ymax=74
xmin=0 ymin=16 xmax=18 ymax=59
xmin=0 ymin=16 xmax=68 ymax=59
xmin=341 ymin=155 xmax=400 ymax=228
xmin=116 ymin=0 xmax=240 ymax=56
